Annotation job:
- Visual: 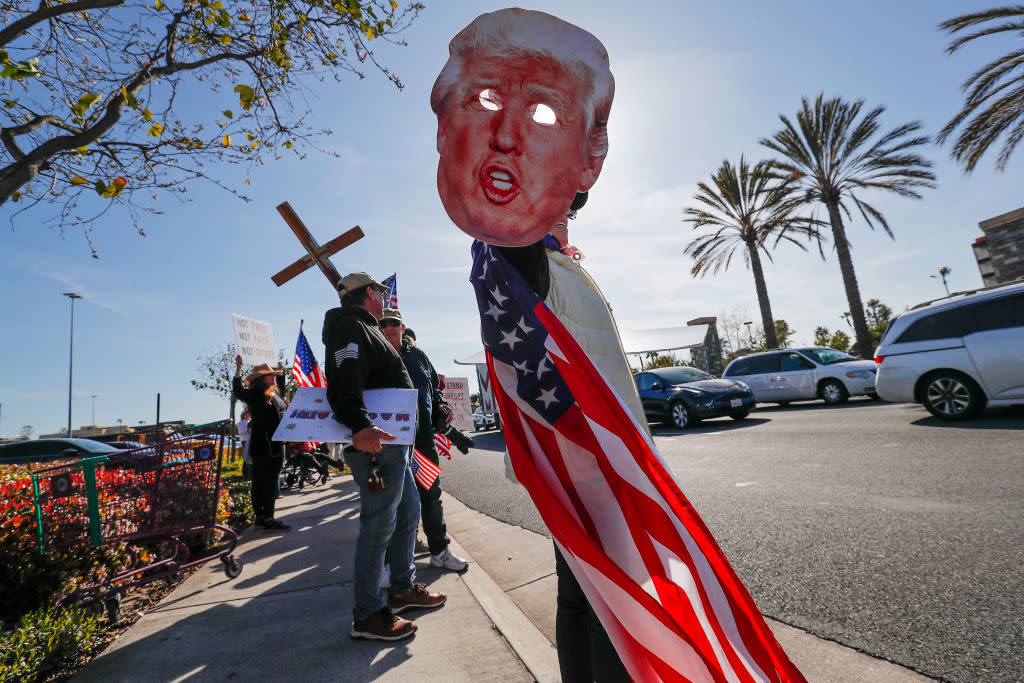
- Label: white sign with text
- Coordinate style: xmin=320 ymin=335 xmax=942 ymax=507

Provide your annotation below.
xmin=271 ymin=387 xmax=418 ymax=445
xmin=232 ymin=314 xmax=278 ymax=366
xmin=441 ymin=376 xmax=473 ymax=432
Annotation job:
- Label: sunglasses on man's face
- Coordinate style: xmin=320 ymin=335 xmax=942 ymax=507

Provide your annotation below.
xmin=379 ymin=320 xmax=402 ymax=329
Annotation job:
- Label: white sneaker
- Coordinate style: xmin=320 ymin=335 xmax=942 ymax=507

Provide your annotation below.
xmin=380 ymin=564 xmax=391 ymax=589
xmin=429 ymin=548 xmax=468 ymax=572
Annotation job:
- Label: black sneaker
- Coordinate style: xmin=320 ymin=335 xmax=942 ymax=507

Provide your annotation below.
xmin=351 ymin=608 xmax=417 ymax=641
xmin=261 ymin=519 xmax=291 ymax=531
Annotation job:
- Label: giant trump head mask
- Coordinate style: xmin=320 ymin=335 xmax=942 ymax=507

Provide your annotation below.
xmin=431 ymin=8 xmax=614 ymax=247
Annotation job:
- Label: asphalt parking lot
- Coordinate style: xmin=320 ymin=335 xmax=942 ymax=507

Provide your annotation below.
xmin=443 ymin=399 xmax=1024 ymax=682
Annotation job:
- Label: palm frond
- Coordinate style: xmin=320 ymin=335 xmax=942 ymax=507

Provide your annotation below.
xmin=939 ymin=6 xmax=1024 ymax=171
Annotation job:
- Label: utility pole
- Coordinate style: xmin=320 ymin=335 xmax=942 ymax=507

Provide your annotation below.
xmin=156 ymin=393 xmax=161 ymax=425
xmin=91 ymin=395 xmax=97 ymax=425
xmin=63 ymin=292 xmax=82 ymax=436
xmin=743 ymin=321 xmax=753 ymax=347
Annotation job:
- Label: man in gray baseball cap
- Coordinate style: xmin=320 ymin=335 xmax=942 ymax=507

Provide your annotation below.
xmin=323 ymin=272 xmax=446 ymax=642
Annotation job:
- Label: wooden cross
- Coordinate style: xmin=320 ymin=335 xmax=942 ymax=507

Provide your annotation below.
xmin=271 ymin=201 xmax=364 ymax=289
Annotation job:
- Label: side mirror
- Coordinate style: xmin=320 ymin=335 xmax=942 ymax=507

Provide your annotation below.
xmin=650 ymin=382 xmax=663 ymax=391
xmin=62 ymin=448 xmax=78 ymax=457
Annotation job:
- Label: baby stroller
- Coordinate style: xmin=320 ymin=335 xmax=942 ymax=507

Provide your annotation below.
xmin=280 ymin=442 xmax=330 ymax=490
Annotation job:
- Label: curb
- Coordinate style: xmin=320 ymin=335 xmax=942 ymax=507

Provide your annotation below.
xmin=446 ymin=535 xmax=561 ymax=683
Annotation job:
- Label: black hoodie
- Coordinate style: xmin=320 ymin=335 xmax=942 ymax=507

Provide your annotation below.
xmin=322 ymin=305 xmax=413 ymax=434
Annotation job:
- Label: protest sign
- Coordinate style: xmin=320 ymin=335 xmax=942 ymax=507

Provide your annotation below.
xmin=232 ymin=314 xmax=278 ymax=366
xmin=441 ymin=376 xmax=473 ymax=432
xmin=272 ymin=387 xmax=418 ymax=445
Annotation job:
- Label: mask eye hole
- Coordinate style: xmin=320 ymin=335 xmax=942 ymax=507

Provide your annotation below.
xmin=478 ymin=88 xmax=501 ymax=111
xmin=529 ymin=103 xmax=557 ymax=125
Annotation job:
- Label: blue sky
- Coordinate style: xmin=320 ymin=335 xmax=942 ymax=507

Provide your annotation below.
xmin=1 ymin=0 xmax=1020 ymax=438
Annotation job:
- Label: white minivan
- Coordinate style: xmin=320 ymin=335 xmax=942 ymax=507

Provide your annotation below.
xmin=874 ymin=280 xmax=1024 ymax=419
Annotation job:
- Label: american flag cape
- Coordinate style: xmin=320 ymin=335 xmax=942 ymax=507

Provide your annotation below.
xmin=292 ymin=328 xmax=327 ymax=388
xmin=470 ymin=241 xmax=804 ymax=683
xmin=381 ymin=273 xmax=399 ymax=310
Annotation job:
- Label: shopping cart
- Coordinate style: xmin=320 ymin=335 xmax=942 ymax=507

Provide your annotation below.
xmin=31 ymin=420 xmax=242 ymax=619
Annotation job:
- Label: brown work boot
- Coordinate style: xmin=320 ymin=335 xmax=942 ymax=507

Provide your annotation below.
xmin=388 ymin=583 xmax=447 ymax=614
xmin=350 ymin=608 xmax=417 ymax=641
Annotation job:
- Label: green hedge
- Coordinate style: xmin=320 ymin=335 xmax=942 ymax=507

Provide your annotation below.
xmin=0 ymin=605 xmax=98 ymax=683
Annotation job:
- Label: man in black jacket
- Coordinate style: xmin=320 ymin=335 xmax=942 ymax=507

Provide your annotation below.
xmin=323 ymin=272 xmax=446 ymax=642
xmin=379 ymin=307 xmax=469 ymax=572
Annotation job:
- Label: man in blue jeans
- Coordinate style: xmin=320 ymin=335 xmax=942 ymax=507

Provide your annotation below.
xmin=323 ymin=271 xmax=446 ymax=641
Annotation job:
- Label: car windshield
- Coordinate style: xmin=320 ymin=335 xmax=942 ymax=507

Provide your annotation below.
xmin=68 ymin=439 xmax=121 ymax=453
xmin=798 ymin=348 xmax=857 ymax=365
xmin=654 ymin=367 xmax=714 ymax=384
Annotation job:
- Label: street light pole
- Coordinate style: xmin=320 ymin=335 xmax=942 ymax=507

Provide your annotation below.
xmin=743 ymin=321 xmax=753 ymax=347
xmin=63 ymin=292 xmax=82 ymax=436
xmin=91 ymin=394 xmax=97 ymax=425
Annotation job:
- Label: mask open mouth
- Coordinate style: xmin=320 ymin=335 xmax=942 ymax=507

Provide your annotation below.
xmin=480 ymin=164 xmax=519 ymax=203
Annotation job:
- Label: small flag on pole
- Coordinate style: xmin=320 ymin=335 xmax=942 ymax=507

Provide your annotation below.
xmin=292 ymin=327 xmax=327 ymax=388
xmin=434 ymin=432 xmax=452 ymax=460
xmin=411 ymin=448 xmax=441 ymax=489
xmin=381 ymin=273 xmax=398 ymax=310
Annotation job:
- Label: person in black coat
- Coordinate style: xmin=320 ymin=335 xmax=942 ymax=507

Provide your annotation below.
xmin=233 ymin=355 xmax=290 ymax=531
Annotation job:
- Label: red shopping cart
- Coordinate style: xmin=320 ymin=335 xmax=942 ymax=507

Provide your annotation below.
xmin=31 ymin=420 xmax=242 ymax=619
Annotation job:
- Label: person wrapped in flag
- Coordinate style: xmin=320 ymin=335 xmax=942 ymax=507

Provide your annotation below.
xmin=431 ymin=8 xmax=805 ymax=682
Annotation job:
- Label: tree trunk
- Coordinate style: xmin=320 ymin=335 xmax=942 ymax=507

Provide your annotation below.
xmin=825 ymin=201 xmax=873 ymax=357
xmin=748 ymin=241 xmax=778 ymax=349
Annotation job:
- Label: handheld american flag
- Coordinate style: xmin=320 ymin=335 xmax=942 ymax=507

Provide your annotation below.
xmin=381 ymin=273 xmax=399 ymax=310
xmin=435 ymin=431 xmax=452 ymax=460
xmin=292 ymin=328 xmax=327 ymax=388
xmin=411 ymin=448 xmax=441 ymax=489
xmin=470 ymin=241 xmax=804 ymax=683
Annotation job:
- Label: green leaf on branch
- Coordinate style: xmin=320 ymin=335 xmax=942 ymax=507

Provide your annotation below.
xmin=70 ymin=176 xmax=88 ymax=185
xmin=147 ymin=123 xmax=164 ymax=137
xmin=11 ymin=191 xmax=21 ymax=202
xmin=220 ymin=34 xmax=232 ymax=45
xmin=234 ymin=84 xmax=255 ymax=110
xmin=94 ymin=180 xmax=106 ymax=195
xmin=121 ymin=85 xmax=138 ymax=109
xmin=142 ymin=108 xmax=153 ymax=121
xmin=222 ymin=110 xmax=233 ymax=119
xmin=1 ymin=58 xmax=40 ymax=81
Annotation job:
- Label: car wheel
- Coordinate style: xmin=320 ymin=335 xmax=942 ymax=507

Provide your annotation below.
xmin=730 ymin=411 xmax=750 ymax=421
xmin=669 ymin=402 xmax=692 ymax=430
xmin=473 ymin=422 xmax=480 ymax=432
xmin=820 ymin=379 xmax=849 ymax=405
xmin=921 ymin=371 xmax=985 ymax=420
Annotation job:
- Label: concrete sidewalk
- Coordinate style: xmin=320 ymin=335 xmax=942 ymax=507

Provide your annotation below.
xmin=77 ymin=474 xmax=935 ymax=682
xmin=76 ymin=477 xmax=532 ymax=682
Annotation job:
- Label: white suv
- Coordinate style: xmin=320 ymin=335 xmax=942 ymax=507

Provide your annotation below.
xmin=874 ymin=280 xmax=1024 ymax=420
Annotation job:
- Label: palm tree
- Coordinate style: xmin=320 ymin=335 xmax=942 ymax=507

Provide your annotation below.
xmin=684 ymin=157 xmax=822 ymax=349
xmin=938 ymin=6 xmax=1024 ymax=172
xmin=931 ymin=266 xmax=952 ymax=295
xmin=760 ymin=94 xmax=936 ymax=357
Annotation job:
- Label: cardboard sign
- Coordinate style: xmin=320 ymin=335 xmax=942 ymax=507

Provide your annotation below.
xmin=441 ymin=376 xmax=473 ymax=432
xmin=232 ymin=314 xmax=278 ymax=366
xmin=272 ymin=387 xmax=418 ymax=445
